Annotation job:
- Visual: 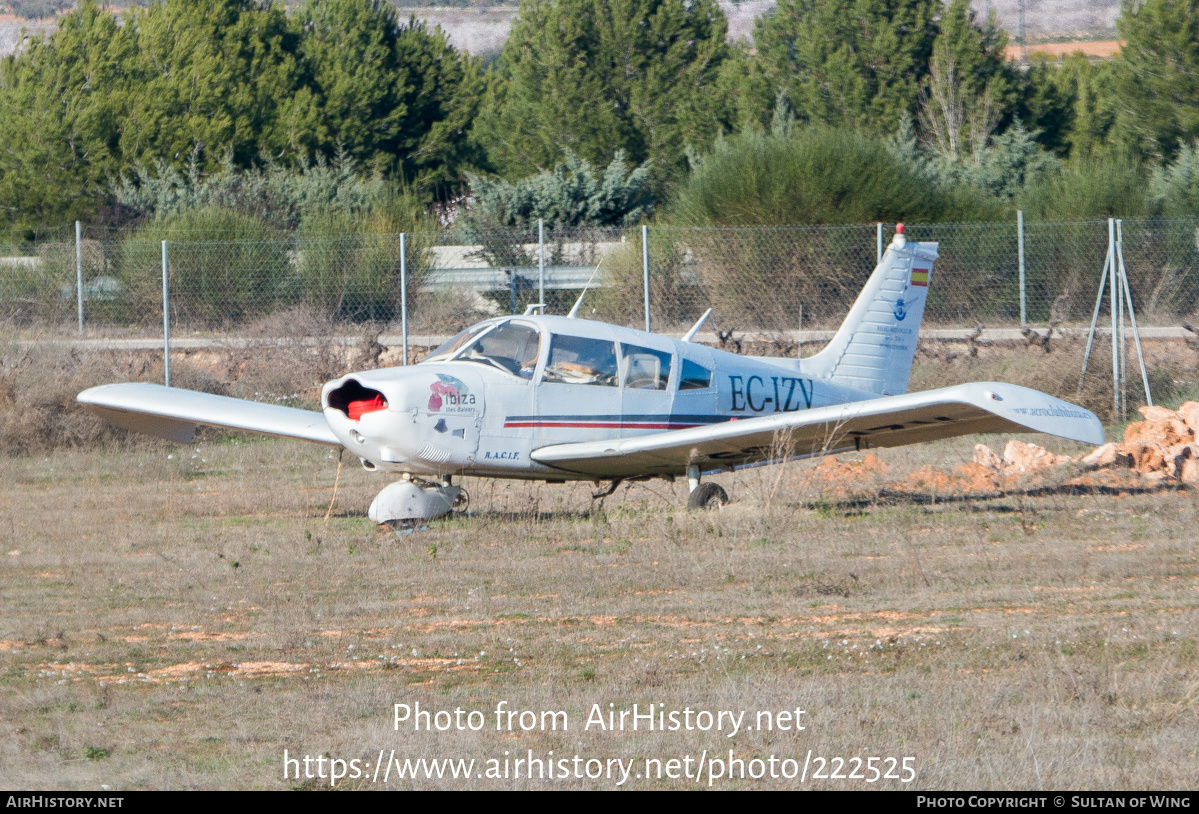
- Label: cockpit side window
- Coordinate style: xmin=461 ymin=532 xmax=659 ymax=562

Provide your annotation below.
xmin=620 ymin=344 xmax=672 ymax=390
xmin=542 ymin=334 xmax=618 ymax=386
xmin=458 ymin=321 xmax=541 ymax=379
xmin=679 ymin=358 xmax=713 ymax=390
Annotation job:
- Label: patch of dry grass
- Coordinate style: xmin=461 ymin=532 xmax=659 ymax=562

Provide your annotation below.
xmin=1 ymin=434 xmax=1196 ymax=790
xmin=0 ymin=340 xmax=222 ymax=457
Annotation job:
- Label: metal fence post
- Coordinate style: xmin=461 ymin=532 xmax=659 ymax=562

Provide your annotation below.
xmin=1017 ymin=210 xmax=1027 ymax=326
xmin=642 ymin=224 xmax=651 ymax=332
xmin=400 ymin=232 xmax=408 ymax=366
xmin=538 ymin=218 xmax=545 ymax=307
xmin=1116 ymin=220 xmax=1126 ymax=417
xmin=876 ymin=222 xmax=883 ymax=264
xmin=1108 ymin=218 xmax=1118 ymax=420
xmin=75 ymin=221 xmax=83 ymax=334
xmin=161 ymin=240 xmax=170 ymax=388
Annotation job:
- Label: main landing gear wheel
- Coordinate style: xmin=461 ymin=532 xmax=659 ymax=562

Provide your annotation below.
xmin=687 ymin=482 xmax=728 ymax=510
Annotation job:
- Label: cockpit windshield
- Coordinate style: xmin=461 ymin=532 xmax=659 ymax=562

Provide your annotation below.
xmin=421 ymin=323 xmax=493 ymax=364
xmin=452 ymin=320 xmax=541 ymax=379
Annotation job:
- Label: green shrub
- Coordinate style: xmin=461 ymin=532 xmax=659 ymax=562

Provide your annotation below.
xmin=664 ymin=126 xmax=1004 ymax=330
xmin=589 ymin=236 xmax=688 ymax=328
xmin=671 ymin=125 xmax=998 ymax=227
xmin=115 ymin=207 xmax=291 ymax=327
xmin=1019 ymin=155 xmax=1151 ymax=221
xmin=1150 ymin=142 xmax=1199 ymax=217
xmin=0 ymin=242 xmax=75 ymax=326
xmin=296 ymin=210 xmax=433 ymax=323
xmin=1015 ymin=157 xmax=1154 ymax=323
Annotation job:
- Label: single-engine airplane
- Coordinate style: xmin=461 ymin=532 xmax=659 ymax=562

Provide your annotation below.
xmin=79 ymin=226 xmax=1104 ymax=527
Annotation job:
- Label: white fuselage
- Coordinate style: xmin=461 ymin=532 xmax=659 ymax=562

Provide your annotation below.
xmin=321 ymin=315 xmax=878 ymax=481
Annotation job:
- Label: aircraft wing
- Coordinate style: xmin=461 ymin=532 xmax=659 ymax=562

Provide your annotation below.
xmin=529 ymin=382 xmax=1104 ymax=479
xmin=77 ymin=383 xmax=341 ymax=446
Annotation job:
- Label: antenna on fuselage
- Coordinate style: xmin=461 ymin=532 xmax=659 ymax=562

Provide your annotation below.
xmin=566 ymin=256 xmax=606 ymax=319
xmin=681 ymin=308 xmax=712 ymax=342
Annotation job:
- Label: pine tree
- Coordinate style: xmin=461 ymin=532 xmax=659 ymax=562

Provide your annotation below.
xmin=1029 ymin=53 xmax=1119 ymax=160
xmin=1018 ymin=57 xmax=1074 ymax=157
xmin=121 ymin=0 xmax=308 ymax=170
xmin=933 ymin=0 xmax=1011 ymax=104
xmin=0 ymin=0 xmax=139 ymax=226
xmin=917 ymin=0 xmax=1015 ymax=162
xmin=1115 ymin=0 xmax=1199 ymax=159
xmin=296 ymin=0 xmax=409 ymax=165
xmin=753 ymin=0 xmax=939 ymax=134
xmin=471 ymin=0 xmax=730 ymax=192
xmin=296 ymin=0 xmax=484 ymax=192
xmin=712 ymin=42 xmax=776 ymax=135
xmin=388 ymin=18 xmax=485 ymax=194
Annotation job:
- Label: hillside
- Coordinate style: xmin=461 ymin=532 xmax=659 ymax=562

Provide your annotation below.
xmin=0 ymin=0 xmax=1123 ymax=57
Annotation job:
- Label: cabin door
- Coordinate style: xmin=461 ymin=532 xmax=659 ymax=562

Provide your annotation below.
xmin=536 ymin=333 xmax=623 ymax=444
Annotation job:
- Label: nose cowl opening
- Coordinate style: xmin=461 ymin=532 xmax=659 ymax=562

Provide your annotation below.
xmin=327 ymin=379 xmax=388 ymax=421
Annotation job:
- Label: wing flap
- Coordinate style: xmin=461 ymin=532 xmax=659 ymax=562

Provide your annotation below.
xmin=530 ymin=382 xmax=1103 ymax=478
xmin=78 ymin=383 xmax=341 ymax=446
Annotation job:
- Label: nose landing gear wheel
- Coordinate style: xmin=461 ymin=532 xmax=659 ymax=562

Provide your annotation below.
xmin=687 ymin=482 xmax=728 ymax=510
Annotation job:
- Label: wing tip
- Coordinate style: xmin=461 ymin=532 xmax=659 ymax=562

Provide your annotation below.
xmin=966 ymin=381 xmax=1106 ymax=447
xmin=76 ymin=384 xmax=109 ymax=405
xmin=1053 ymin=422 xmax=1106 ymax=447
xmin=1079 ymin=423 xmax=1107 ymax=447
xmin=78 ymin=381 xmax=163 ymax=405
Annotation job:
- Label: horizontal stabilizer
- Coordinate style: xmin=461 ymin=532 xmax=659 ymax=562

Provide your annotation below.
xmin=78 ymin=383 xmax=341 ymax=446
xmin=530 ymin=382 xmax=1104 ymax=479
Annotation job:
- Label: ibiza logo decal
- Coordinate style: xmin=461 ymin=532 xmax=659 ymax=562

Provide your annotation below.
xmin=428 ymin=374 xmax=477 ymax=413
xmin=893 ymin=298 xmax=907 ymax=321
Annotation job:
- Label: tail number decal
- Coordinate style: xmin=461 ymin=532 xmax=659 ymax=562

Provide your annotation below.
xmin=729 ymin=375 xmax=813 ymax=413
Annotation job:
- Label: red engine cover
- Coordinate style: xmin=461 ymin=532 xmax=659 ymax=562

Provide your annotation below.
xmin=347 ymin=394 xmax=387 ymax=421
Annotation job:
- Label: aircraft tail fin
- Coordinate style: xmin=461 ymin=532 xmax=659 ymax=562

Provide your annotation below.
xmin=803 ymin=225 xmax=938 ymax=396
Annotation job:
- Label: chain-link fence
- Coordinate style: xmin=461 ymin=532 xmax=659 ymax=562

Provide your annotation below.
xmin=4 ymin=217 xmax=1199 ymax=338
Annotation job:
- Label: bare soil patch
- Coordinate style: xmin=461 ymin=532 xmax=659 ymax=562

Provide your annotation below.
xmin=1006 ymin=40 xmax=1122 ymax=61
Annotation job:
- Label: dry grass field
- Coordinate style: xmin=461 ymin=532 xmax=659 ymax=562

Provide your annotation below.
xmin=1 ymin=331 xmax=1196 ymax=789
xmin=1 ymin=424 xmax=1197 ymax=789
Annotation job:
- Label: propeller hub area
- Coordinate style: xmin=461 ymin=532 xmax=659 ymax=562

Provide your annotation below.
xmin=322 ymin=374 xmax=418 ymax=469
xmin=326 ymin=378 xmax=388 ymax=420
xmin=321 ymin=368 xmax=484 ymax=474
